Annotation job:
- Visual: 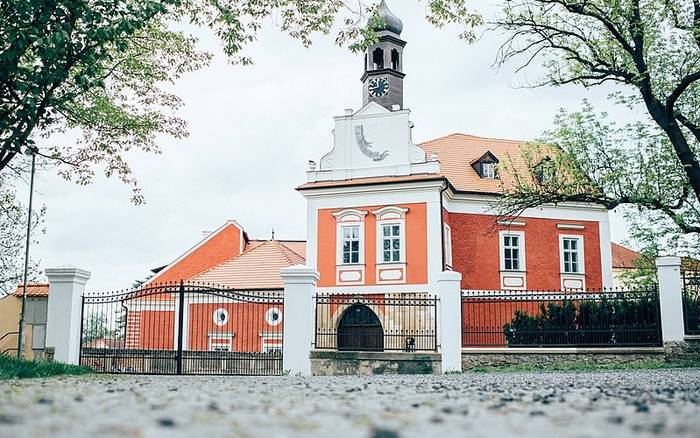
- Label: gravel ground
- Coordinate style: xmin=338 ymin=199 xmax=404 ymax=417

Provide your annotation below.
xmin=1 ymin=369 xmax=699 ymax=438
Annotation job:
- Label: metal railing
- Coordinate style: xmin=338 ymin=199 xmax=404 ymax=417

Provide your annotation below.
xmin=314 ymin=293 xmax=439 ymax=352
xmin=461 ymin=289 xmax=662 ymax=348
xmin=683 ymin=270 xmax=700 ymax=335
xmin=80 ymin=281 xmax=284 ymax=375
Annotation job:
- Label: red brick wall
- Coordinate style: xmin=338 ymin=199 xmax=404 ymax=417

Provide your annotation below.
xmin=447 ymin=213 xmax=603 ymax=290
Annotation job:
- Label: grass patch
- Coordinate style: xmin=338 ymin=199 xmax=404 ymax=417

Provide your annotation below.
xmin=0 ymin=353 xmax=93 ymax=380
xmin=466 ymin=359 xmax=700 ymax=373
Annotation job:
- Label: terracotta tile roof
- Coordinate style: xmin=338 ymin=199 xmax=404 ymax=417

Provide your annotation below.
xmin=247 ymin=240 xmax=306 ymax=259
xmin=12 ymin=283 xmax=49 ymax=297
xmin=192 ymin=240 xmax=306 ymax=289
xmin=147 ymin=222 xmax=244 ymax=285
xmin=611 ymin=243 xmax=645 ymax=269
xmin=419 ymin=133 xmax=530 ymax=194
xmin=298 ymin=133 xmax=535 ymax=194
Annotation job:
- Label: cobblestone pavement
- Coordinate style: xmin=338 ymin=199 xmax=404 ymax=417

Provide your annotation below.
xmin=1 ymin=369 xmax=699 ymax=438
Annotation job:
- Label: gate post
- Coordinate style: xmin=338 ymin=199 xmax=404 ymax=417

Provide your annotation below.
xmin=280 ymin=265 xmax=319 ymax=376
xmin=46 ymin=266 xmax=91 ymax=365
xmin=176 ymin=282 xmax=185 ymax=375
xmin=437 ymin=270 xmax=462 ymax=373
xmin=656 ymin=257 xmax=685 ymax=343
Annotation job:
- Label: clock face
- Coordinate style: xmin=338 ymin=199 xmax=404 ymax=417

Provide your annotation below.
xmin=368 ymin=77 xmax=390 ymax=98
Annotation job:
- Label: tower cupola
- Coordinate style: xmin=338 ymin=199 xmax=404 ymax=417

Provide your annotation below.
xmin=361 ymin=0 xmax=406 ymax=111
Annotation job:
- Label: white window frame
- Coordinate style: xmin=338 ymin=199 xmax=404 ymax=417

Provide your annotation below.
xmin=373 ymin=206 xmax=408 ymax=265
xmin=378 ymin=222 xmax=405 ymax=264
xmin=337 ymin=223 xmax=364 ymax=265
xmin=559 ymin=235 xmax=585 ymax=275
xmin=333 ymin=209 xmax=367 ymax=266
xmin=212 ymin=308 xmax=229 ymax=327
xmin=208 ymin=334 xmax=233 ymax=352
xmin=260 ymin=332 xmax=283 ymax=354
xmin=482 ymin=162 xmax=496 ymax=179
xmin=499 ymin=230 xmax=526 ymax=272
xmin=443 ymin=223 xmax=453 ymax=269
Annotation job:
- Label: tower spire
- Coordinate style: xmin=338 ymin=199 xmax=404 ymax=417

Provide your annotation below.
xmin=361 ymin=1 xmax=406 ymax=111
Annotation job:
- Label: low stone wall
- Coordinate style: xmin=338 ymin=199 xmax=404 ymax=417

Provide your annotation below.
xmin=310 ymin=350 xmax=442 ymax=375
xmin=461 ymin=347 xmax=668 ymax=369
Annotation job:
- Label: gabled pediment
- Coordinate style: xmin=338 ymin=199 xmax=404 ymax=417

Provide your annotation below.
xmin=353 ymin=100 xmax=393 ymax=118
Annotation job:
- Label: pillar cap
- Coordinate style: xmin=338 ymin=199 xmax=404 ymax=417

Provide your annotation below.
xmin=655 ymin=256 xmax=681 ymax=268
xmin=45 ymin=266 xmax=91 ymax=284
xmin=280 ymin=265 xmax=320 ymax=285
xmin=437 ymin=270 xmax=462 ymax=282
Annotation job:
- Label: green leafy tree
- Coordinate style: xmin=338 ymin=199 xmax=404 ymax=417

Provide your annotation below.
xmin=1 ymin=0 xmax=478 ymax=202
xmin=487 ymin=0 xmax=699 ymax=254
xmin=82 ymin=313 xmax=111 ymax=344
xmin=0 ymin=167 xmax=44 ymax=295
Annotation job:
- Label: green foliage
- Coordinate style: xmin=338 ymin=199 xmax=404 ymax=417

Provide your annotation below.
xmin=492 ymin=0 xmax=700 ymax=254
xmin=0 ymin=167 xmax=44 ymax=295
xmin=0 ymin=0 xmax=479 ymax=203
xmin=0 ymin=353 xmax=92 ymax=380
xmin=503 ymin=295 xmax=661 ymax=346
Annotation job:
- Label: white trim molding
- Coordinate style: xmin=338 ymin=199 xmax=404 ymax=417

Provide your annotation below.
xmin=557 ymin=223 xmax=585 ymax=230
xmin=559 ymin=234 xmax=586 ymax=291
xmin=498 ymin=230 xmax=526 ymax=290
xmin=443 ymin=223 xmax=453 ymax=270
xmin=332 ymin=209 xmax=368 ymax=222
xmin=373 ymin=206 xmax=409 ymax=284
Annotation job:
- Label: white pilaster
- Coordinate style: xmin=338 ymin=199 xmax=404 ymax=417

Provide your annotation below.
xmin=46 ymin=266 xmax=91 ymax=365
xmin=656 ymin=257 xmax=684 ymax=342
xmin=280 ymin=265 xmax=319 ymax=375
xmin=437 ymin=270 xmax=462 ymax=373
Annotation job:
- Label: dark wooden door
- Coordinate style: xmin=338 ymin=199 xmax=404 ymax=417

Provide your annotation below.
xmin=337 ymin=304 xmax=384 ymax=351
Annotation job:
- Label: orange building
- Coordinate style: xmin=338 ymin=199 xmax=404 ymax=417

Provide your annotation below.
xmin=120 ymin=2 xmax=616 ymax=357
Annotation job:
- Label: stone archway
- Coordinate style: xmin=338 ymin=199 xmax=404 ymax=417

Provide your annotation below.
xmin=337 ymin=304 xmax=384 ymax=352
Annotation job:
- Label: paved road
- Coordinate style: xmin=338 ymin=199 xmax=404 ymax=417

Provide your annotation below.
xmin=1 ymin=369 xmax=699 ymax=437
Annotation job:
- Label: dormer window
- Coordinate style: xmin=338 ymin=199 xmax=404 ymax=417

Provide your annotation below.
xmin=471 ymin=151 xmax=499 ymax=179
xmin=482 ymin=162 xmax=496 ymax=179
xmin=535 ymin=157 xmax=554 ymax=185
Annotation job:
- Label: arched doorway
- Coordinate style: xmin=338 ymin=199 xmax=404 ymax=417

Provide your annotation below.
xmin=337 ymin=304 xmax=384 ymax=351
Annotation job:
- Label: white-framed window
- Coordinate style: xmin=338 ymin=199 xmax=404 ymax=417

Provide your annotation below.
xmin=443 ymin=223 xmax=453 ymax=269
xmin=341 ymin=225 xmax=361 ymax=264
xmin=265 ymin=307 xmax=283 ymax=326
xmin=372 ymin=206 xmax=408 ymax=265
xmin=499 ymin=231 xmax=525 ymax=271
xmin=560 ymin=235 xmax=584 ymax=274
xmin=333 ymin=209 xmax=367 ymax=266
xmin=212 ymin=308 xmax=229 ymax=326
xmin=208 ymin=335 xmax=232 ymax=352
xmin=482 ymin=162 xmax=496 ymax=179
xmin=380 ymin=223 xmax=402 ymax=263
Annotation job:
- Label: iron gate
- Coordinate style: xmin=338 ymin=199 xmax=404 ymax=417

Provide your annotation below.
xmin=79 ymin=282 xmax=284 ymax=375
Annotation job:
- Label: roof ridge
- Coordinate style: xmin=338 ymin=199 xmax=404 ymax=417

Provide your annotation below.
xmin=191 ymin=239 xmax=276 ymax=279
xmin=278 ymin=241 xmax=305 ymax=261
xmin=419 ymin=132 xmax=526 ymax=145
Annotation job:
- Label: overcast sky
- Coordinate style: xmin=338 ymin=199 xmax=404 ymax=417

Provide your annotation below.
xmin=21 ymin=1 xmax=640 ymax=292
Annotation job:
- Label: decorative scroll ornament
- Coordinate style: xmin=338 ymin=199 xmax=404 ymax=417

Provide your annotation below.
xmin=355 ymin=125 xmax=389 ymax=162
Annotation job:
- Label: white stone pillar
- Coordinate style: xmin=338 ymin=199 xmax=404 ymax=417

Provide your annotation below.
xmin=437 ymin=270 xmax=463 ymax=373
xmin=656 ymin=257 xmax=684 ymax=343
xmin=280 ymin=265 xmax=319 ymax=376
xmin=46 ymin=266 xmax=91 ymax=364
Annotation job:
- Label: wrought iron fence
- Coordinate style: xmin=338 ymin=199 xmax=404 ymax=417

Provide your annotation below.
xmin=461 ymin=289 xmax=662 ymax=348
xmin=314 ymin=293 xmax=439 ymax=352
xmin=683 ymin=270 xmax=700 ymax=335
xmin=80 ymin=281 xmax=284 ymax=375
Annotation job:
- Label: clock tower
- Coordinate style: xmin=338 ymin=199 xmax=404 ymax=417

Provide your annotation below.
xmin=362 ymin=0 xmax=406 ymax=111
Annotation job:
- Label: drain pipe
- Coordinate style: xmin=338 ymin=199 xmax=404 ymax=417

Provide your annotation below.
xmin=439 ymin=180 xmax=448 ymax=271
